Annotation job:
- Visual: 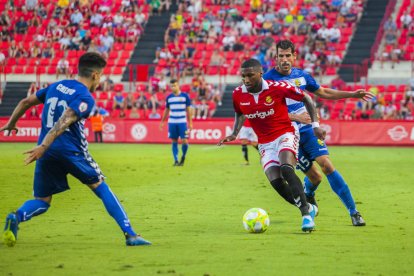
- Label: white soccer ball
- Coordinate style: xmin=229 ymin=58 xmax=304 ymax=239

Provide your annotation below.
xmin=243 ymin=208 xmax=270 ymax=233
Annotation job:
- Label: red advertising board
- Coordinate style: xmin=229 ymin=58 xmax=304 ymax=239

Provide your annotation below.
xmin=1 ymin=119 xmax=414 ymax=146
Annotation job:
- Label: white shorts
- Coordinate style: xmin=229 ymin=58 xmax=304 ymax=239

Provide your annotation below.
xmin=239 ymin=126 xmax=258 ymax=142
xmin=258 ymin=132 xmax=299 ymax=172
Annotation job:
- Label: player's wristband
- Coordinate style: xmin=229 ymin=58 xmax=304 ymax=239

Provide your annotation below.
xmin=311 ymin=122 xmax=320 ymax=129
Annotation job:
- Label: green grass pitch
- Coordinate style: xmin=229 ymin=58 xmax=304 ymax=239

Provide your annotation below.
xmin=0 ymin=143 xmax=413 ymax=275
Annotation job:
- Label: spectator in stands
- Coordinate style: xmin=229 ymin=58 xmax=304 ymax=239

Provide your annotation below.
xmin=56 ymin=57 xmax=70 ymax=79
xmin=0 ymin=11 xmax=11 ymax=26
xmin=134 ymin=7 xmax=147 ymax=27
xmin=150 ymin=0 xmax=162 ymax=15
xmin=222 ymin=31 xmax=236 ymax=51
xmin=0 ymin=51 xmax=5 ymax=65
xmin=0 ymin=26 xmax=12 ymax=41
xmin=400 ymin=10 xmax=412 ymax=29
xmin=81 ymin=30 xmax=92 ymax=50
xmin=210 ymin=84 xmax=222 ymax=106
xmin=126 ymin=24 xmax=140 ymax=43
xmin=237 ymin=17 xmax=254 ymax=36
xmin=129 ymin=107 xmax=140 ymax=119
xmin=383 ymin=17 xmax=397 ymax=33
xmin=113 ymin=91 xmax=125 ymax=110
xmin=136 ymin=91 xmax=149 ymax=115
xmin=57 ymin=0 xmax=70 ymax=9
xmin=148 ymin=109 xmax=161 ymax=119
xmin=59 ymin=33 xmax=71 ymax=50
xmin=15 ymin=17 xmax=28 ymax=34
xmin=327 ymin=50 xmax=341 ymax=66
xmin=390 ymin=43 xmax=403 ymax=69
xmin=210 ymin=49 xmax=225 ymax=67
xmin=101 ymin=76 xmax=114 ymax=91
xmin=384 ymin=29 xmax=397 ymax=45
xmin=121 ymin=0 xmax=133 ymax=12
xmin=99 ymin=0 xmax=113 ymax=12
xmin=42 ymin=42 xmax=55 ymax=58
xmin=124 ymin=93 xmax=136 ymax=110
xmin=99 ymin=31 xmax=114 ymax=53
xmin=328 ymin=24 xmax=341 ymax=43
xmin=37 ymin=3 xmax=48 ymax=19
xmin=30 ymin=42 xmax=42 ymax=58
xmin=383 ymin=101 xmax=397 ymax=120
xmin=70 ymin=32 xmax=82 ymax=50
xmin=15 ymin=41 xmax=28 ymax=58
xmin=330 ymin=75 xmax=346 ymax=90
xmin=70 ymin=9 xmax=83 ymax=26
xmin=90 ymin=12 xmax=104 ymax=27
xmin=113 ymin=11 xmax=124 ymax=27
xmin=8 ymin=40 xmax=17 ymax=58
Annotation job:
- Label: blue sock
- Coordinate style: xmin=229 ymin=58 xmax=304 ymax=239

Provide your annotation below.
xmin=303 ymin=176 xmax=319 ymax=197
xmin=182 ymin=143 xmax=188 ymax=158
xmin=16 ymin=199 xmax=50 ymax=223
xmin=327 ymin=170 xmax=357 ymax=215
xmin=93 ymin=182 xmax=136 ymax=236
xmin=172 ymin=142 xmax=178 ymax=162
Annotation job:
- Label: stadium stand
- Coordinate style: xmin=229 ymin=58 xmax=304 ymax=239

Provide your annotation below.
xmin=0 ymin=0 xmax=413 ymax=121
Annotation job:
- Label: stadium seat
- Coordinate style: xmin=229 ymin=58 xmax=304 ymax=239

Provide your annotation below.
xmin=112 ymin=67 xmax=123 ymax=75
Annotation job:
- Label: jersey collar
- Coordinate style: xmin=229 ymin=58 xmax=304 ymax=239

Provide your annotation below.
xmin=241 ymin=79 xmax=269 ymax=94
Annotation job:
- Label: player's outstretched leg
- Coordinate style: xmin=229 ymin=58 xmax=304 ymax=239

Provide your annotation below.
xmin=326 ymin=170 xmax=366 ymax=226
xmin=3 ymin=213 xmax=18 ymax=247
xmin=3 ymin=199 xmax=50 ymax=247
xmin=92 ymin=182 xmax=151 ymax=246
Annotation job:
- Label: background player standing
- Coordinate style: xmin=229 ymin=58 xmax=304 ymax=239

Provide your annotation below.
xmin=160 ymin=79 xmax=193 ymax=166
xmin=238 ymin=119 xmax=258 ymax=165
xmin=264 ymin=40 xmax=373 ymax=226
xmin=219 ymin=59 xmax=325 ymax=232
xmin=1 ymin=52 xmax=151 ymax=247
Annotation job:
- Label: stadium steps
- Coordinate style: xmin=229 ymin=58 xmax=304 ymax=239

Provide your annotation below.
xmin=339 ymin=0 xmax=390 ymax=82
xmin=0 ymin=82 xmax=31 ymax=117
xmin=121 ymin=3 xmax=178 ymax=82
xmin=213 ymin=84 xmax=238 ymax=118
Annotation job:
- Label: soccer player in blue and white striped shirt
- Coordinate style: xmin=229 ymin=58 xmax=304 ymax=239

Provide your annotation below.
xmin=160 ymin=79 xmax=193 ymax=166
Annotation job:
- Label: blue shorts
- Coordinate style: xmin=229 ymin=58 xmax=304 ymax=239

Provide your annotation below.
xmin=297 ymin=128 xmax=329 ymax=172
xmin=33 ymin=149 xmax=104 ymax=197
xmin=168 ymin=123 xmax=188 ymax=139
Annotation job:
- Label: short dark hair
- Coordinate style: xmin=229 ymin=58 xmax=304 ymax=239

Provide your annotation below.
xmin=241 ymin=58 xmax=262 ymax=70
xmin=78 ymin=52 xmax=107 ymax=78
xmin=276 ymin=40 xmax=295 ymax=54
xmin=170 ymin=79 xmax=178 ymax=84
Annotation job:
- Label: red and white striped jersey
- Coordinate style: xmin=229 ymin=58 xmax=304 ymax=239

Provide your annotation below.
xmin=233 ymin=79 xmax=305 ymax=144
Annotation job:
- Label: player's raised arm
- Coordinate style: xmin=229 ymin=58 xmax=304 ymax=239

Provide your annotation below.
xmin=24 ymin=107 xmax=79 ymax=165
xmin=0 ymin=94 xmax=42 ymax=135
xmin=217 ymin=112 xmax=245 ymax=146
xmin=314 ymin=86 xmax=374 ymax=102
xmin=302 ymin=93 xmax=326 ymax=141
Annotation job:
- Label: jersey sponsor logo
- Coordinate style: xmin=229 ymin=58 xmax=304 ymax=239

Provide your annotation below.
xmin=240 ymin=102 xmax=251 ymax=106
xmin=387 ymin=125 xmax=408 ymax=141
xmin=79 ymin=102 xmax=88 ymax=113
xmin=245 ymin=108 xmax=274 ymax=119
xmin=264 ymin=96 xmax=274 ymax=106
xmin=317 ymin=139 xmax=325 ymax=146
xmin=131 ymin=123 xmax=148 ymax=140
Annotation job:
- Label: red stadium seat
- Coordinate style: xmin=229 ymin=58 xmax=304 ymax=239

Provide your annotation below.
xmin=112 ymin=67 xmax=123 ymax=74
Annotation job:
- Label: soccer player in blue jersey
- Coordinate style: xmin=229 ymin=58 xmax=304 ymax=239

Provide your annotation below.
xmin=160 ymin=79 xmax=193 ymax=166
xmin=264 ymin=40 xmax=374 ymax=226
xmin=1 ymin=52 xmax=151 ymax=247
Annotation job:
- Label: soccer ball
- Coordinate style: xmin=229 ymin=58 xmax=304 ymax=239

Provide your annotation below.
xmin=243 ymin=208 xmax=270 ymax=233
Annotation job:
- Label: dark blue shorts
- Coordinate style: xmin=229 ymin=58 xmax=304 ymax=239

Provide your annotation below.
xmin=297 ymin=128 xmax=329 ymax=172
xmin=33 ymin=149 xmax=104 ymax=197
xmin=168 ymin=123 xmax=188 ymax=139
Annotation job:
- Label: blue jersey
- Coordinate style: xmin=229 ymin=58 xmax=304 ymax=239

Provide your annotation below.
xmin=263 ymin=67 xmax=320 ymax=132
xmin=165 ymin=92 xmax=191 ymax=124
xmin=36 ymin=80 xmax=95 ymax=152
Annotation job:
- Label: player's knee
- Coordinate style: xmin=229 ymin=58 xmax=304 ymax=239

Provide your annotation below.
xmin=306 ymin=168 xmax=323 ymax=185
xmin=280 ymin=164 xmax=296 ymax=180
xmin=318 ymin=157 xmax=335 ymax=175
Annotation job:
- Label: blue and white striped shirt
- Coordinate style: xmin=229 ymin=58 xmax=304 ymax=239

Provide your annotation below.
xmin=166 ymin=92 xmax=191 ymax=124
xmin=263 ymin=67 xmax=320 ymax=132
